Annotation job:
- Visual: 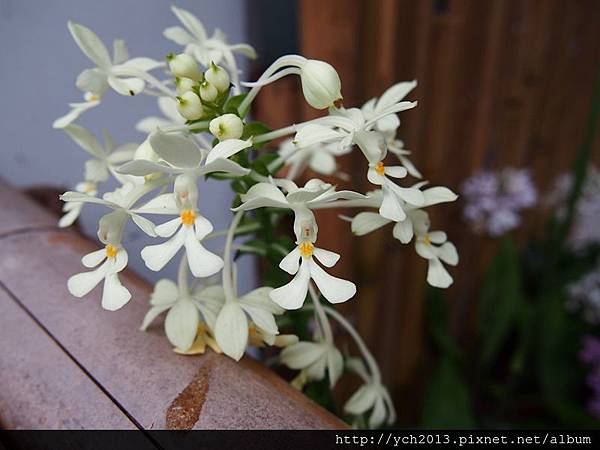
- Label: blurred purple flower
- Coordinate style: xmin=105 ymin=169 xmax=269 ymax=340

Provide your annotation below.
xmin=579 ymin=335 xmax=600 ymax=419
xmin=547 ymin=167 xmax=600 ymax=251
xmin=567 ymin=265 xmax=600 ymax=324
xmin=460 ymin=168 xmax=537 ymax=236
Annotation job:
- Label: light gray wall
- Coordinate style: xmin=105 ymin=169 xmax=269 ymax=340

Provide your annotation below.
xmin=0 ymin=0 xmax=256 ymax=292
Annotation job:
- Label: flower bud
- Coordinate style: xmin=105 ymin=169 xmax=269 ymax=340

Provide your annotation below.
xmin=175 ymin=77 xmax=196 ymax=95
xmin=209 ymin=114 xmax=244 ymax=141
xmin=167 ymin=53 xmax=201 ymax=81
xmin=199 ymin=81 xmax=218 ymax=102
xmin=176 ymin=91 xmax=204 ymax=121
xmin=134 ymin=138 xmax=162 ymax=181
xmin=204 ymin=63 xmax=230 ymax=93
xmin=299 ymin=59 xmax=342 ymax=109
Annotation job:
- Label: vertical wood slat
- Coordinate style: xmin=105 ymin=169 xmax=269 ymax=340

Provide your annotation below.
xmin=254 ymin=0 xmax=600 ymax=424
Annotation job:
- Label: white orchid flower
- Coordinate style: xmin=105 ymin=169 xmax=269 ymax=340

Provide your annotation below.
xmin=53 ymin=92 xmax=101 ymax=129
xmin=208 ymin=285 xmax=287 ymax=360
xmin=67 ymin=210 xmax=132 ymax=311
xmin=59 ymin=181 xmax=97 ymax=228
xmin=60 ymin=182 xmax=158 ymax=237
xmin=135 ymin=97 xmax=184 ymax=134
xmin=352 ymin=130 xmax=425 ymax=221
xmin=68 ymin=21 xmax=162 ymax=97
xmin=139 ymin=176 xmax=224 ymax=279
xmin=386 ymin=138 xmax=421 ymax=179
xmin=140 ymin=279 xmax=223 ymax=352
xmin=280 ymin=340 xmax=344 ymax=388
xmin=270 ymin=238 xmax=356 ymax=310
xmin=116 ymin=130 xmax=251 ymax=180
xmin=278 ymin=138 xmax=351 ymax=180
xmin=164 ymin=6 xmax=256 ymax=69
xmin=63 ymin=125 xmax=137 ymax=184
xmin=234 ymin=178 xmax=364 ymax=241
xmin=344 ymin=358 xmax=396 ymax=428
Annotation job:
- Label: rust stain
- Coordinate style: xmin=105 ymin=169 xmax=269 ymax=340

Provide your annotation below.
xmin=165 ymin=358 xmax=214 ymax=429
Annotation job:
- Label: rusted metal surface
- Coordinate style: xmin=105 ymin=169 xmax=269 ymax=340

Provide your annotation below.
xmin=0 ymin=182 xmax=346 ymax=430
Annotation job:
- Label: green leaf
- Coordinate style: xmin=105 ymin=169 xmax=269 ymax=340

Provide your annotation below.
xmin=242 ymin=121 xmax=272 ymax=148
xmin=477 ymin=238 xmax=523 ymax=368
xmin=425 ymin=287 xmax=462 ymax=359
xmin=223 ymin=93 xmax=248 ymax=116
xmin=421 ymin=356 xmax=476 ymax=428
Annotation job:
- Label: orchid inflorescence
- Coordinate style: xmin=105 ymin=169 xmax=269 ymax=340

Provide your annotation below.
xmin=55 ymin=5 xmax=458 ymax=428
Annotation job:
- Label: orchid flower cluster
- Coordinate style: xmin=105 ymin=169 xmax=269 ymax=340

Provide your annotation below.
xmin=54 ymin=6 xmax=458 ymax=428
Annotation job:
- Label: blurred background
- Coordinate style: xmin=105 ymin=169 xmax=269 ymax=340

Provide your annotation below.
xmin=2 ymin=0 xmax=600 ymax=428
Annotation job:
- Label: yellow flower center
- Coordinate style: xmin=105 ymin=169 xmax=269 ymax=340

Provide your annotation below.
xmin=82 ymin=182 xmax=95 ymax=193
xmin=299 ymin=241 xmax=314 ymax=258
xmin=422 ymin=233 xmax=431 ymax=246
xmin=88 ymin=94 xmax=99 ymax=102
xmin=105 ymin=244 xmax=118 ymax=259
xmin=180 ymin=209 xmax=196 ymax=226
xmin=375 ymin=161 xmax=385 ymax=176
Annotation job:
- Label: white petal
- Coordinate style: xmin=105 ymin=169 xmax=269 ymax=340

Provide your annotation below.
xmin=279 ymin=247 xmax=301 ymax=275
xmin=240 ymin=304 xmax=278 ymax=335
xmin=194 ymin=215 xmax=214 ymax=240
xmin=214 ymin=302 xmax=248 ymax=361
xmin=131 ymin=214 xmax=157 ymax=237
xmin=67 ymin=264 xmax=107 ymax=297
xmin=392 ymin=219 xmax=414 ymax=243
xmin=119 ymin=57 xmax=162 ymax=72
xmin=312 ymin=247 xmax=340 ymax=268
xmin=81 ymin=248 xmax=107 ymax=268
xmin=76 ymin=68 xmax=108 ymax=95
xmin=415 ymin=241 xmax=436 ymax=260
xmin=116 ymin=160 xmax=177 ymax=176
xmin=308 ymin=149 xmax=336 ymax=175
xmin=379 ymin=186 xmax=406 ymax=221
xmin=375 ymin=114 xmax=400 ymax=132
xmin=184 ymin=229 xmax=224 ymax=278
xmin=155 ymin=217 xmax=182 ymax=238
xmin=327 ymin=347 xmax=344 ymax=387
xmin=387 ymin=181 xmax=425 ymax=206
xmin=236 ymin=183 xmax=288 ymax=211
xmin=351 ymin=212 xmax=391 ymax=236
xmin=112 ymin=39 xmax=129 ymax=64
xmin=269 ymin=260 xmax=311 ymax=310
xmin=238 ymin=287 xmax=282 ymax=315
xmin=171 ymin=5 xmax=208 ymax=41
xmin=149 ymin=130 xmax=202 ymax=168
xmin=63 ymin=124 xmax=105 ymax=159
xmin=369 ymin=396 xmax=387 ymax=429
xmin=427 ymin=258 xmax=453 ymax=288
xmin=107 ymin=75 xmax=145 ymax=96
xmin=140 ymin=304 xmax=171 ymax=331
xmin=294 ymin=124 xmax=342 ymax=148
xmin=423 ymin=186 xmax=458 ymax=206
xmin=428 ymin=231 xmax=447 ymax=244
xmin=280 ymin=342 xmax=328 ymax=369
xmin=383 ymin=166 xmax=407 ymax=179
xmin=68 ymin=21 xmax=112 ymax=68
xmin=437 ymin=242 xmax=459 ymax=266
xmin=165 ymin=300 xmax=199 ymax=350
xmin=135 ymin=193 xmax=178 ymax=215
xmin=101 ymin=273 xmax=131 ymax=311
xmin=367 ymin=167 xmax=385 ymax=185
xmin=53 ymin=101 xmax=99 ymax=129
xmin=199 ymin=158 xmax=250 ymax=177
xmin=150 ymin=279 xmax=179 ymax=306
xmin=377 ymin=80 xmax=417 ymax=110
xmin=205 ymin=139 xmax=253 ymax=164
xmin=141 ymin=230 xmax=186 ymax=271
xmin=308 ymin=259 xmax=356 ymax=304
xmin=84 ymin=159 xmax=109 ymax=183
xmin=163 ymin=26 xmax=194 ymax=46
xmin=344 ymin=384 xmax=378 ymax=415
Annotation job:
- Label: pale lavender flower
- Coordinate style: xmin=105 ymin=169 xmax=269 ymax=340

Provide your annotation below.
xmin=461 ymin=168 xmax=537 ymax=236
xmin=547 ymin=167 xmax=600 ymax=251
xmin=566 ymin=262 xmax=600 ymax=324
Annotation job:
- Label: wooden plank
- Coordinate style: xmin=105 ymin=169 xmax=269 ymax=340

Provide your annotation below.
xmin=0 ymin=288 xmax=136 ymax=429
xmin=0 ymin=228 xmax=345 ymax=430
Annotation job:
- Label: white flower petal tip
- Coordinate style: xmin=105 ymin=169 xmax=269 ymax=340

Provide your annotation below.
xmin=214 ymin=302 xmax=248 ymax=361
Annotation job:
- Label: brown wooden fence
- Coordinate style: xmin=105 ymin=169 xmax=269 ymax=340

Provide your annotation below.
xmin=253 ymin=0 xmax=600 ymax=423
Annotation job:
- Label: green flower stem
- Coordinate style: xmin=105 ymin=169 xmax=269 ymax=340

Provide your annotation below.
xmin=308 ymin=283 xmax=334 ymax=345
xmin=222 ymin=211 xmax=244 ymax=303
